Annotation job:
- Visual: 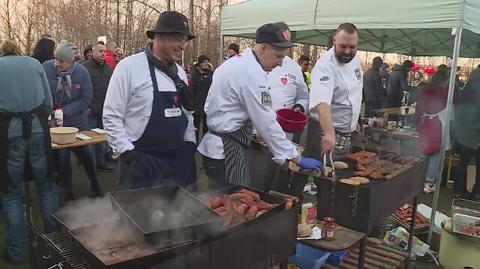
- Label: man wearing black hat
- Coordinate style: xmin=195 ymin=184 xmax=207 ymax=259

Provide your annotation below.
xmin=198 ymin=23 xmax=323 ymax=186
xmin=190 ymin=54 xmax=213 ymax=142
xmin=103 ymin=11 xmax=197 ymax=189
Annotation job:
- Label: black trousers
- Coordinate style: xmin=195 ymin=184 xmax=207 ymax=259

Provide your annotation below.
xmin=455 ymin=143 xmax=480 ymax=194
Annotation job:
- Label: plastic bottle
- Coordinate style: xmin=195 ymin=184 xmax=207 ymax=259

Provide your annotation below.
xmin=301 ymin=176 xmax=317 ymax=224
xmin=54 ymin=109 xmax=63 ymax=127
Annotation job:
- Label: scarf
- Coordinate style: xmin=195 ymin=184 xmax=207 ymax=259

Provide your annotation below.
xmin=144 ymin=43 xmax=195 ymax=111
xmin=55 ymin=62 xmax=76 ymax=105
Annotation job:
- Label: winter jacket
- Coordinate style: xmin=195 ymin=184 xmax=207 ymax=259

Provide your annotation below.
xmin=43 ymin=60 xmax=92 ymax=130
xmin=387 ymin=65 xmax=408 ymax=106
xmin=105 ymin=49 xmax=116 ymax=71
xmin=455 ymin=76 xmax=480 ymax=150
xmin=82 ymin=58 xmax=112 ymax=117
xmin=363 ymin=67 xmax=383 ymax=102
xmin=190 ymin=66 xmax=213 ymax=114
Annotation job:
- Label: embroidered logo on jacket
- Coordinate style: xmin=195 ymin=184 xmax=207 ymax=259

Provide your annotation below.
xmin=319 ymin=76 xmax=329 ymax=81
xmin=280 ymin=77 xmax=288 ymax=85
xmin=354 ymin=68 xmax=361 ymax=80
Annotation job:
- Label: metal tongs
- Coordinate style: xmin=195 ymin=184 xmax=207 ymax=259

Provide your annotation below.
xmin=324 ymin=151 xmax=338 ymax=213
xmin=323 ymin=151 xmax=337 ymax=181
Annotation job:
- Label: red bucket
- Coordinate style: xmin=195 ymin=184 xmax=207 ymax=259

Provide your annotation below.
xmin=276 ymin=108 xmax=308 ymax=133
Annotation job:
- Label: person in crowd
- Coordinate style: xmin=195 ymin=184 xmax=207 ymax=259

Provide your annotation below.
xmin=105 ymin=40 xmax=117 ymax=70
xmin=0 ymin=40 xmax=58 ymax=265
xmin=454 ymin=68 xmax=480 ymax=201
xmin=74 ymin=48 xmax=82 ymax=62
xmin=198 ymin=22 xmax=322 ymax=186
xmin=82 ymin=43 xmax=114 ymax=173
xmin=406 ymin=70 xmax=424 ymax=105
xmin=43 ymin=40 xmax=103 ymax=200
xmin=387 ymin=60 xmax=412 ymax=107
xmin=31 ymin=37 xmax=56 ymax=64
xmin=363 ymin=56 xmax=384 ymax=117
xmin=103 ymin=11 xmax=197 ymax=190
xmin=379 ymin=63 xmax=390 ymax=106
xmin=115 ymin=47 xmax=125 ymax=64
xmin=415 ymin=67 xmax=456 ymax=193
xmin=224 ymin=43 xmax=240 ymax=61
xmin=298 ymin=55 xmax=312 ymax=89
xmin=82 ymin=44 xmax=93 ymax=62
xmin=305 ymin=23 xmax=363 ymax=160
xmin=190 ymin=54 xmax=214 ymax=142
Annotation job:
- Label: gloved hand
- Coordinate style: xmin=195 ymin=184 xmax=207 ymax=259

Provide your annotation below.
xmin=120 ymin=149 xmax=138 ymax=166
xmin=297 ymin=157 xmax=323 ymax=172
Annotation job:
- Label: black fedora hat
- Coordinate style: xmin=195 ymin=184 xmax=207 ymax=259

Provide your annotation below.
xmin=146 ymin=11 xmax=195 ymax=40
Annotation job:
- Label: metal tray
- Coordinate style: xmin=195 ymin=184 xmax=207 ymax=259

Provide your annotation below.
xmin=108 ymin=186 xmax=224 ymax=246
xmin=65 ymin=223 xmax=200 ymax=269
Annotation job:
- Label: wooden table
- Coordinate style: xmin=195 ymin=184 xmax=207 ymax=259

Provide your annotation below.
xmin=301 ymin=223 xmax=365 ymax=251
xmin=373 ymin=106 xmax=415 ymax=117
xmin=51 ymin=130 xmax=108 ymax=150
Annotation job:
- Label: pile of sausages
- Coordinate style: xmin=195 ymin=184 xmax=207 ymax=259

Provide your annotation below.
xmin=393 ymin=204 xmax=429 ymax=228
xmin=345 ymin=151 xmax=420 ymax=180
xmin=204 ymin=188 xmax=274 ymax=229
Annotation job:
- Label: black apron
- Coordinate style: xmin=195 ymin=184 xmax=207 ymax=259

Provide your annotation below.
xmin=0 ymin=104 xmax=53 ymax=193
xmin=211 ymin=125 xmax=251 ymax=186
xmin=126 ymin=61 xmax=196 ymax=189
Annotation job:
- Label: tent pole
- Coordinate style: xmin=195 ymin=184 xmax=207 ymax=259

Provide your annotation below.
xmin=219 ymin=34 xmax=224 ymax=64
xmin=427 ymin=27 xmax=463 ymax=244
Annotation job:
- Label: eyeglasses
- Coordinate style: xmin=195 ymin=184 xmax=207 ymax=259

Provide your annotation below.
xmin=171 ymin=33 xmax=188 ymax=45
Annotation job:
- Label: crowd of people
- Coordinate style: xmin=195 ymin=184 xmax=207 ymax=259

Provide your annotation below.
xmin=1 ymin=8 xmax=480 ymax=266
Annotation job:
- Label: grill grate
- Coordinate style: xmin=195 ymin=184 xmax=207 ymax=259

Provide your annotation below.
xmin=44 ymin=231 xmax=92 ymax=269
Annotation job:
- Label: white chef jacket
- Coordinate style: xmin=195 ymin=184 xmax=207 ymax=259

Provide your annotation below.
xmin=197 ymin=48 xmax=298 ymax=164
xmin=309 ymin=47 xmax=363 ymax=133
xmin=269 ymin=56 xmax=309 ymax=113
xmin=102 ymin=52 xmax=195 ymax=155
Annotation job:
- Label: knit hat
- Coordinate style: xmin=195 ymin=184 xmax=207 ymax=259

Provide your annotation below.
xmin=55 ymin=40 xmax=77 ymax=63
xmin=197 ymin=55 xmax=210 ymax=64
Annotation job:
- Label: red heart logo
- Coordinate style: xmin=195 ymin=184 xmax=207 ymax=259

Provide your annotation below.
xmin=280 ymin=77 xmax=288 ymax=84
xmin=74 ymin=84 xmax=81 ymax=89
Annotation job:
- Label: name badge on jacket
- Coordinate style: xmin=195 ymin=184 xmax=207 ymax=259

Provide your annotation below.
xmin=261 ymin=91 xmax=272 ymax=106
xmin=164 ymin=108 xmax=182 ymax=117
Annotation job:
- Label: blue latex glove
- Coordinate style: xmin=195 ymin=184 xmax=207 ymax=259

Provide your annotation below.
xmin=298 ymin=157 xmax=323 ymax=172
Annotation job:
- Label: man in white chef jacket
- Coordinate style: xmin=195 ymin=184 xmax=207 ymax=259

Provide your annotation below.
xmin=268 ymin=22 xmax=309 ymax=141
xmin=198 ymin=23 xmax=322 ymax=186
xmin=305 ymin=23 xmax=363 ymax=160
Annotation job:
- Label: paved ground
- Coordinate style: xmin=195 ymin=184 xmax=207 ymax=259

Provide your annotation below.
xmin=0 ymin=153 xmax=451 ymax=269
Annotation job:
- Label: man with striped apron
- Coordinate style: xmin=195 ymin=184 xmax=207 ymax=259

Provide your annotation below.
xmin=198 ymin=23 xmax=322 ymax=186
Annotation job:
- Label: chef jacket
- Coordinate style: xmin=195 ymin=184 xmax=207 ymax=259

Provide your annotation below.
xmin=309 ymin=47 xmax=362 ymax=133
xmin=197 ymin=48 xmax=298 ymax=163
xmin=102 ymin=52 xmax=195 ymax=155
xmin=269 ymin=56 xmax=309 ymax=113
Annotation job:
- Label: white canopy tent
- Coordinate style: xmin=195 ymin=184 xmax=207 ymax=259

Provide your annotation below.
xmin=220 ymin=0 xmax=480 ymax=243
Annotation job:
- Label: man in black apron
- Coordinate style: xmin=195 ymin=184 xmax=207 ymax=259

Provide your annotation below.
xmin=0 ymin=41 xmax=58 ymax=264
xmin=103 ymin=11 xmax=197 ymax=190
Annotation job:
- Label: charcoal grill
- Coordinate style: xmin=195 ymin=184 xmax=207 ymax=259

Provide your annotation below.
xmin=37 ymin=185 xmax=297 ymax=269
xmin=316 ymin=158 xmax=425 ymax=233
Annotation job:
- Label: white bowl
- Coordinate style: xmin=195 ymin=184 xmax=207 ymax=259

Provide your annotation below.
xmin=50 ymin=127 xmax=79 ymax=144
